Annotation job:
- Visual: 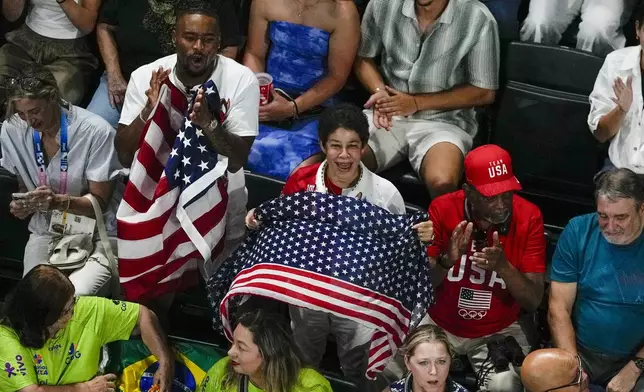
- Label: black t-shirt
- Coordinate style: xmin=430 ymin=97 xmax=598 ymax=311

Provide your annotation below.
xmin=100 ymin=0 xmax=241 ymax=79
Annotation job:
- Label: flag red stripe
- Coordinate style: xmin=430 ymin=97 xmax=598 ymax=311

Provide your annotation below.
xmin=233 ymin=263 xmax=409 ymax=319
xmin=117 ymin=208 xmax=174 ymax=241
xmin=119 ymin=190 xmax=227 ymax=276
xmin=118 ymin=80 xmax=226 ymax=302
xmin=136 ymin=81 xmax=187 ymax=152
xmin=233 ymin=270 xmax=407 ymax=333
xmin=138 ymin=103 xmax=171 ymax=173
xmin=123 ymin=232 xmax=226 ymax=302
xmin=223 ymin=282 xmax=404 ymax=346
xmin=122 ymin=236 xmax=225 ymax=301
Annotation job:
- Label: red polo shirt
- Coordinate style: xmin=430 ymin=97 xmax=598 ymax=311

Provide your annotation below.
xmin=427 ymin=190 xmax=546 ymax=338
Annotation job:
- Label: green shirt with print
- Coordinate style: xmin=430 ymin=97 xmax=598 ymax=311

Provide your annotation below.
xmin=0 ymin=297 xmax=139 ymax=391
xmin=200 ymin=356 xmax=334 ymax=392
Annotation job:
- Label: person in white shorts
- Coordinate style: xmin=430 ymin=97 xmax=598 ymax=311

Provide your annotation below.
xmin=354 ymin=0 xmax=499 ymax=198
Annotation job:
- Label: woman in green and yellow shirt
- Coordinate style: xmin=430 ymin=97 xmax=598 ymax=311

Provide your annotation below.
xmin=0 ymin=265 xmax=173 ymax=392
xmin=201 ymin=310 xmax=333 ymax=392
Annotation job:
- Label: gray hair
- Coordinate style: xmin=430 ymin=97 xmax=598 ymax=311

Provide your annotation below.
xmin=4 ymin=64 xmax=66 ymax=121
xmin=594 ymin=168 xmax=644 ymax=207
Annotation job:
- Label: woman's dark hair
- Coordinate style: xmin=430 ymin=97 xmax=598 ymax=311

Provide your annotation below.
xmin=634 ymin=2 xmax=644 ymax=28
xmin=221 ymin=310 xmax=303 ymax=392
xmin=318 ymin=103 xmax=370 ymax=146
xmin=1 ymin=265 xmax=75 ymax=348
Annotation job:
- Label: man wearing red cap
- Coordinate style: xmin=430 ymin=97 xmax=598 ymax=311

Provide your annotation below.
xmin=423 ymin=144 xmax=546 ymax=392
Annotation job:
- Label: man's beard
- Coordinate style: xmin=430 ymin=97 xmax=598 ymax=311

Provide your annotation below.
xmin=181 ymin=55 xmax=215 ymax=78
xmin=484 ymin=210 xmax=511 ymax=225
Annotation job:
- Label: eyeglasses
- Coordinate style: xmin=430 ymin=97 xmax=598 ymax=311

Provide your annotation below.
xmin=544 ymin=355 xmax=584 ymax=392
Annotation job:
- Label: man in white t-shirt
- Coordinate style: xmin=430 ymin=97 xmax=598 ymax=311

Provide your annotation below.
xmin=116 ymin=2 xmax=258 ymax=170
xmin=116 ymin=1 xmax=259 ymax=279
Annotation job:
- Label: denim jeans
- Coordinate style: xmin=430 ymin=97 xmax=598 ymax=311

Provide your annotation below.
xmin=86 ymin=72 xmax=122 ymax=128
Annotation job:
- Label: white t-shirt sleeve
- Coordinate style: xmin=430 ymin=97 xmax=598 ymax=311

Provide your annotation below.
xmin=588 ymin=53 xmax=619 ymax=132
xmin=119 ymin=70 xmax=149 ymax=127
xmin=387 ymin=190 xmax=407 ymax=215
xmin=223 ymin=71 xmax=259 ymax=138
xmin=83 ymin=120 xmax=124 ymax=182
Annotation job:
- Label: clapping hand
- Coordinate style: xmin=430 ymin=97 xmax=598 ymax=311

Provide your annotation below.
xmin=445 ymin=220 xmax=474 ymax=268
xmin=612 ymin=76 xmax=633 ymax=113
xmin=142 ymin=67 xmax=171 ymax=121
xmin=189 ymin=87 xmax=215 ymax=129
xmin=470 ymin=231 xmax=508 ymax=272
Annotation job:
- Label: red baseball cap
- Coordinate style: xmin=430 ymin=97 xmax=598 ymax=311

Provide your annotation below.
xmin=464 ymin=145 xmax=522 ymax=197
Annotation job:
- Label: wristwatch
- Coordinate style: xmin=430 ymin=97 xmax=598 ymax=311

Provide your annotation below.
xmin=634 ymin=357 xmax=644 ymax=371
xmin=206 ymin=117 xmax=220 ymax=133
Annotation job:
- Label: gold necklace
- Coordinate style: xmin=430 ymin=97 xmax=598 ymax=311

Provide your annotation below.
xmin=294 ymin=0 xmax=321 ymax=17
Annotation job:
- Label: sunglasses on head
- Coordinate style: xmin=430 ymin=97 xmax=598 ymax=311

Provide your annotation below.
xmin=5 ymin=76 xmax=46 ymax=92
xmin=544 ymin=355 xmax=584 ymax=392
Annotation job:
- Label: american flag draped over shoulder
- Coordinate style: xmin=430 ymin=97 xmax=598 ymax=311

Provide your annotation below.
xmin=117 ymin=79 xmax=229 ymax=302
xmin=207 ymin=192 xmax=435 ymax=379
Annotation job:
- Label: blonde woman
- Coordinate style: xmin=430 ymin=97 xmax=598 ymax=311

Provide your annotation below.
xmin=384 ymin=325 xmax=468 ymax=392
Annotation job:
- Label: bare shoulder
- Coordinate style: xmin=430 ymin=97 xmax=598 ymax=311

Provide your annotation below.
xmin=255 ymin=0 xmax=289 ymax=18
xmin=332 ymin=0 xmax=360 ymax=24
xmin=319 ymin=0 xmax=358 ymax=34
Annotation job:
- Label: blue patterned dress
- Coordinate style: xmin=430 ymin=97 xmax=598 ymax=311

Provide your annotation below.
xmin=246 ymin=21 xmax=335 ymax=180
xmin=389 ymin=375 xmax=469 ymax=392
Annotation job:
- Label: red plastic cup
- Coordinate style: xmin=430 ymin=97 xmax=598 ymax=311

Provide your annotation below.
xmin=256 ymin=73 xmax=273 ymax=106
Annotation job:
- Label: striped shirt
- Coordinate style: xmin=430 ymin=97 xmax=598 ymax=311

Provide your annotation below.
xmin=359 ymin=0 xmax=499 ymax=135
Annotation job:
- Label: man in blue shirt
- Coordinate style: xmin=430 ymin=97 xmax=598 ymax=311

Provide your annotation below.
xmin=549 ymin=168 xmax=644 ymax=392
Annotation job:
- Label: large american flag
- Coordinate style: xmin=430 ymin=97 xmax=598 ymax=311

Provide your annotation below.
xmin=207 ymin=192 xmax=434 ymax=379
xmin=117 ymin=79 xmax=229 ymax=302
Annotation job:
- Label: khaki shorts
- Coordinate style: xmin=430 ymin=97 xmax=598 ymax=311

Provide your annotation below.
xmin=365 ymin=110 xmax=473 ymax=173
